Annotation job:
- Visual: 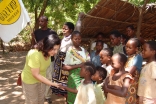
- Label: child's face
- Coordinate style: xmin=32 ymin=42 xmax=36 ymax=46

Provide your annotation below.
xmin=62 ymin=25 xmax=72 ymax=36
xmin=142 ymin=43 xmax=154 ymax=59
xmin=97 ymin=35 xmax=103 ymax=41
xmin=96 ymin=43 xmax=103 ymax=52
xmin=125 ymin=40 xmax=137 ymax=55
xmin=110 ymin=35 xmax=120 ymax=46
xmin=91 ymin=71 xmax=102 ymax=82
xmin=111 ymin=55 xmax=121 ymax=70
xmin=80 ymin=66 xmax=86 ymax=77
xmin=100 ymin=51 xmax=110 ymax=64
xmin=126 ymin=27 xmax=134 ymax=37
xmin=72 ymin=34 xmax=81 ymax=47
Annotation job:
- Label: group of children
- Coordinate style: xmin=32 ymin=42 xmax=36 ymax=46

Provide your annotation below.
xmin=57 ymin=30 xmax=156 ymax=104
xmin=46 ymin=21 xmax=156 ymax=104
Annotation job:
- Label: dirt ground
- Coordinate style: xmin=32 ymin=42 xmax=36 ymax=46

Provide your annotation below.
xmin=0 ymin=51 xmax=66 ymax=104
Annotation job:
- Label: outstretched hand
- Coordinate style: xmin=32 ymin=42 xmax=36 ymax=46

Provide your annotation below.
xmin=58 ymin=84 xmax=67 ymax=90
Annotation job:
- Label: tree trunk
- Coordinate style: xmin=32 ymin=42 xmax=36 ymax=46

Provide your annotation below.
xmin=136 ymin=0 xmax=150 ymax=38
xmin=0 ymin=38 xmax=5 ymax=53
xmin=34 ymin=0 xmax=48 ymax=30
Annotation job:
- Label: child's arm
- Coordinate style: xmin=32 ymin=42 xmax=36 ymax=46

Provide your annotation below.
xmin=59 ymin=85 xmax=78 ymax=94
xmin=104 ymin=77 xmax=131 ymax=97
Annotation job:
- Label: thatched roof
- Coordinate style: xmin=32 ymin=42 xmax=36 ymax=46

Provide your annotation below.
xmin=80 ymin=0 xmax=156 ymax=40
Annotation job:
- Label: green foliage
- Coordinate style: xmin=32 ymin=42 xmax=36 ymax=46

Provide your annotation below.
xmin=125 ymin=0 xmax=156 ymax=6
xmin=23 ymin=0 xmax=100 ymax=31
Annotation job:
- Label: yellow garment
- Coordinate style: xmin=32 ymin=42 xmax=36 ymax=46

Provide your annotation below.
xmin=94 ymin=82 xmax=106 ymax=104
xmin=22 ymin=49 xmax=50 ymax=84
xmin=138 ymin=61 xmax=156 ymax=98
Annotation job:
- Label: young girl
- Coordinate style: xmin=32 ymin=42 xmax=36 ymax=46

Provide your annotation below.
xmin=104 ymin=53 xmax=133 ymax=104
xmin=62 ymin=31 xmax=90 ymax=104
xmin=99 ymin=48 xmax=113 ymax=76
xmin=52 ymin=22 xmax=74 ymax=96
xmin=91 ymin=66 xmax=107 ymax=104
xmin=125 ymin=38 xmax=143 ymax=104
xmin=60 ymin=62 xmax=96 ymax=104
xmin=138 ymin=41 xmax=156 ymax=104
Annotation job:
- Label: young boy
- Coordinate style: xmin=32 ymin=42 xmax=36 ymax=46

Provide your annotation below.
xmin=90 ymin=40 xmax=103 ymax=67
xmin=92 ymin=66 xmax=107 ymax=104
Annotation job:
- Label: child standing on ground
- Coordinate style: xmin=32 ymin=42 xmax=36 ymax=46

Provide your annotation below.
xmin=62 ymin=31 xmax=90 ymax=104
xmin=104 ymin=53 xmax=133 ymax=104
xmin=99 ymin=48 xmax=113 ymax=76
xmin=125 ymin=38 xmax=143 ymax=104
xmin=92 ymin=66 xmax=107 ymax=104
xmin=138 ymin=41 xmax=156 ymax=104
xmin=60 ymin=62 xmax=96 ymax=104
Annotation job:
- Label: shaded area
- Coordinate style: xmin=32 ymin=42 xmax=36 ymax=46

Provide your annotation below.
xmin=0 ymin=51 xmax=66 ymax=104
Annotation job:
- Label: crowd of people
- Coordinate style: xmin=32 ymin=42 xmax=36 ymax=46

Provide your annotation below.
xmin=21 ymin=15 xmax=156 ymax=104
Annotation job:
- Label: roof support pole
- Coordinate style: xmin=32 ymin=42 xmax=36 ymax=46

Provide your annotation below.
xmin=136 ymin=0 xmax=150 ymax=38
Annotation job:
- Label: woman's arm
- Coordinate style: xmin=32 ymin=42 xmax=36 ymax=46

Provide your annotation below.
xmin=63 ymin=63 xmax=83 ymax=71
xmin=105 ymin=77 xmax=131 ymax=97
xmin=31 ymin=68 xmax=59 ymax=87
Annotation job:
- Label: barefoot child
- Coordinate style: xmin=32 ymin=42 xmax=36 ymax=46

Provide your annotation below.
xmin=138 ymin=41 xmax=156 ymax=103
xmin=60 ymin=62 xmax=96 ymax=104
xmin=92 ymin=66 xmax=107 ymax=104
xmin=104 ymin=53 xmax=133 ymax=104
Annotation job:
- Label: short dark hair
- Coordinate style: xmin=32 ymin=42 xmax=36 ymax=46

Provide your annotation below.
xmin=103 ymin=48 xmax=113 ymax=57
xmin=96 ymin=66 xmax=107 ymax=80
xmin=114 ymin=53 xmax=127 ymax=65
xmin=127 ymin=25 xmax=135 ymax=30
xmin=40 ymin=16 xmax=48 ymax=21
xmin=71 ymin=31 xmax=81 ymax=39
xmin=83 ymin=62 xmax=96 ymax=75
xmin=96 ymin=40 xmax=103 ymax=46
xmin=95 ymin=32 xmax=104 ymax=38
xmin=129 ymin=38 xmax=140 ymax=47
xmin=64 ymin=22 xmax=75 ymax=31
xmin=110 ymin=30 xmax=121 ymax=38
xmin=34 ymin=34 xmax=61 ymax=57
xmin=146 ymin=41 xmax=156 ymax=51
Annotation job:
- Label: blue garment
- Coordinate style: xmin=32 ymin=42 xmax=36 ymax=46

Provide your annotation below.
xmin=133 ymin=54 xmax=143 ymax=72
xmin=90 ymin=51 xmax=101 ymax=67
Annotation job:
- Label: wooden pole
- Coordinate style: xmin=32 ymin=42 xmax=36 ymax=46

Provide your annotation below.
xmin=136 ymin=0 xmax=150 ymax=38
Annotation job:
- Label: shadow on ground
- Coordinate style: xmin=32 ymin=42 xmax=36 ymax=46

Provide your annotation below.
xmin=0 ymin=51 xmax=66 ymax=104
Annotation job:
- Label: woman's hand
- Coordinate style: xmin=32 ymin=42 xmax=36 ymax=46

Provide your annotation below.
xmin=52 ymin=83 xmax=61 ymax=88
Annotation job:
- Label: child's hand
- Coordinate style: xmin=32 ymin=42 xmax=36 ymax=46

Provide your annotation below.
xmin=58 ymin=85 xmax=67 ymax=90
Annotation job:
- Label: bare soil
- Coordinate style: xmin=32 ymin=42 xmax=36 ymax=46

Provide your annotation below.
xmin=0 ymin=51 xmax=66 ymax=104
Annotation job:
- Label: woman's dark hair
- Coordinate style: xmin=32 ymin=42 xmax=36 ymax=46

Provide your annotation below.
xmin=129 ymin=38 xmax=140 ymax=47
xmin=71 ymin=31 xmax=81 ymax=39
xmin=126 ymin=25 xmax=135 ymax=30
xmin=83 ymin=62 xmax=96 ymax=75
xmin=34 ymin=34 xmax=61 ymax=57
xmin=115 ymin=53 xmax=127 ymax=65
xmin=103 ymin=48 xmax=113 ymax=57
xmin=110 ymin=30 xmax=121 ymax=38
xmin=146 ymin=41 xmax=156 ymax=59
xmin=64 ymin=22 xmax=75 ymax=31
xmin=96 ymin=66 xmax=107 ymax=80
